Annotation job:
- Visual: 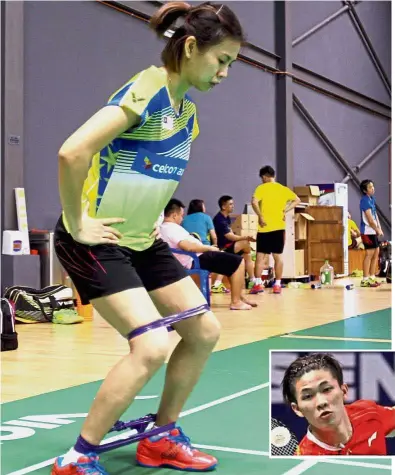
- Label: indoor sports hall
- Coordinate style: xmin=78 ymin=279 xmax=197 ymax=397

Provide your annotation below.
xmin=0 ymin=1 xmax=392 ymax=475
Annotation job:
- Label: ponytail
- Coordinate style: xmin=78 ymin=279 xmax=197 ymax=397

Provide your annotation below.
xmin=150 ymin=2 xmax=191 ymax=37
xmin=150 ymin=2 xmax=244 ymax=73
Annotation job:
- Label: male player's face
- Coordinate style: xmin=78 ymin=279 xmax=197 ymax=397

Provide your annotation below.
xmin=222 ymin=199 xmax=234 ymax=213
xmin=291 ymin=369 xmax=348 ymax=431
xmin=185 ymin=37 xmax=241 ymax=91
xmin=174 ymin=207 xmax=185 ymax=225
xmin=365 ymin=181 xmax=375 ymax=196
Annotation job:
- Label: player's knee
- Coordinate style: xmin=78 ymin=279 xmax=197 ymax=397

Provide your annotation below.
xmin=130 ymin=329 xmax=169 ymax=371
xmin=193 ymin=312 xmax=221 ymax=348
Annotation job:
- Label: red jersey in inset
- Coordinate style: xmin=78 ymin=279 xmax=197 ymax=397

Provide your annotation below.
xmin=296 ymin=400 xmax=395 ymax=456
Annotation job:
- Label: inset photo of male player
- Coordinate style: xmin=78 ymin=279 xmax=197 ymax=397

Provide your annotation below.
xmin=269 ymin=351 xmax=395 ymax=456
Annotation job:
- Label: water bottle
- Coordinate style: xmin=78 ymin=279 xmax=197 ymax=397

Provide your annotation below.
xmin=320 ymin=260 xmax=334 ymax=286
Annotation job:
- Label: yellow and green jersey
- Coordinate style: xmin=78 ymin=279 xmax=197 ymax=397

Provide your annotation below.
xmin=64 ymin=66 xmax=199 ymax=250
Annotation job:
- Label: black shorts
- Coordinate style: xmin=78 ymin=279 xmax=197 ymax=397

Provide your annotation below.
xmin=222 ymin=242 xmax=244 ymax=256
xmin=54 ymin=217 xmax=188 ymax=304
xmin=196 ymin=251 xmax=242 ymax=277
xmin=361 ymin=234 xmax=379 ymax=249
xmin=256 ymin=230 xmax=285 ymax=254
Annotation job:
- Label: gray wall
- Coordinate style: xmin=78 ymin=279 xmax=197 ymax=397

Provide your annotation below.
xmin=291 ymin=1 xmax=391 ymax=235
xmin=17 ymin=1 xmax=392 ymax=231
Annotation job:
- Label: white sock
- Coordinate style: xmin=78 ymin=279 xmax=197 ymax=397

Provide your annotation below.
xmin=370 ymin=275 xmax=376 ymax=280
xmin=213 ymin=280 xmax=222 ymax=287
xmin=150 ymin=424 xmax=170 ymax=441
xmin=60 ymin=448 xmax=85 ymax=466
xmin=254 ymin=277 xmax=262 ymax=285
xmin=275 ymin=280 xmax=281 ymax=286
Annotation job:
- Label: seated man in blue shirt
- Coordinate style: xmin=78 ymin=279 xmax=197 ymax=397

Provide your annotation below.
xmin=213 ymin=195 xmax=256 ymax=289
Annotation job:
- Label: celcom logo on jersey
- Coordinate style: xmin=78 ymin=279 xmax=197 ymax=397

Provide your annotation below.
xmin=133 ymin=149 xmax=187 ymax=182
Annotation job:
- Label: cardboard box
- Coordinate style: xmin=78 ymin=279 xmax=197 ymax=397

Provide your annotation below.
xmin=294 ymin=185 xmax=320 ymax=206
xmin=295 ymin=249 xmax=305 ymax=276
xmin=230 ymin=214 xmax=249 ymax=229
xmin=249 ymin=214 xmax=258 ymax=230
xmin=232 ymin=226 xmax=256 ymax=237
xmin=295 ymin=212 xmax=315 ymax=240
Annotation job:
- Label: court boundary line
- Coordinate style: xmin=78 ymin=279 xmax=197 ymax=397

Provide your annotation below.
xmin=281 ymin=334 xmax=392 ymax=343
xmin=194 ymin=445 xmax=391 ymax=471
xmin=4 ymin=382 xmax=393 ymax=474
xmin=5 ymin=383 xmax=269 ymax=475
xmin=273 ymin=307 xmax=391 ymax=342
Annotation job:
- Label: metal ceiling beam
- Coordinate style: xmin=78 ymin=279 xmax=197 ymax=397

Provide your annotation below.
xmin=292 ymin=2 xmax=361 ymax=47
xmin=294 ymin=95 xmax=391 ymax=230
xmin=98 ymin=1 xmax=391 ymax=120
xmin=344 ymin=0 xmax=391 ymax=97
xmin=292 ymin=64 xmax=391 ymax=119
xmin=342 ymin=135 xmax=391 ymax=184
xmin=275 ymin=0 xmax=294 ymax=187
xmin=97 ymin=1 xmax=280 ymax=72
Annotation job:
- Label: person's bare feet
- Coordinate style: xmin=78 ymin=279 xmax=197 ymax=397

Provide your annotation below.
xmin=241 ymin=297 xmax=258 ymax=307
xmin=230 ymin=301 xmax=252 ymax=311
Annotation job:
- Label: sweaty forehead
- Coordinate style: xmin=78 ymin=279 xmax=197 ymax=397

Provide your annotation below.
xmin=295 ymin=369 xmax=335 ymax=392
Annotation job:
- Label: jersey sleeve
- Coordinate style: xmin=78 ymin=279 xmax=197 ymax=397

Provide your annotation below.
xmin=107 ymin=70 xmax=159 ymax=128
xmin=285 ymin=186 xmax=298 ymax=201
xmin=253 ymin=185 xmax=263 ymax=200
xmin=376 ymin=404 xmax=395 ymax=435
xmin=360 ymin=196 xmax=372 ymax=212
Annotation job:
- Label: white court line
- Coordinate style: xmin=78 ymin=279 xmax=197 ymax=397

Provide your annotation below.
xmin=281 ymin=334 xmax=392 ymax=343
xmin=319 ymin=459 xmax=392 ymax=470
xmin=6 ymin=383 xmax=268 ymax=475
xmin=193 ymin=443 xmax=269 ymax=456
xmin=281 ymin=460 xmax=317 ymax=475
xmin=7 ymin=381 xmax=392 ymax=475
xmin=179 ymin=382 xmax=269 ymax=417
xmin=196 ymin=446 xmax=392 ymax=472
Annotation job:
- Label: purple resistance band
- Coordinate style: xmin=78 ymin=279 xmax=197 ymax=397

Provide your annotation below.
xmin=96 ymin=304 xmax=210 ymax=453
xmin=126 ymin=303 xmax=210 ymax=340
xmin=97 ymin=414 xmax=176 ymax=453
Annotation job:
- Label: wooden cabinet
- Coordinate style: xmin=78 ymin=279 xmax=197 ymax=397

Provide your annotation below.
xmin=304 ymin=206 xmax=344 ymax=276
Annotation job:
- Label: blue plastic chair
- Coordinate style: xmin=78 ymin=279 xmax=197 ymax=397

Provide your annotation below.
xmin=170 ymin=248 xmax=211 ymax=307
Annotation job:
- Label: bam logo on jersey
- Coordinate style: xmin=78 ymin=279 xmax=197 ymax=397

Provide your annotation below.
xmin=133 ymin=149 xmax=187 ymax=182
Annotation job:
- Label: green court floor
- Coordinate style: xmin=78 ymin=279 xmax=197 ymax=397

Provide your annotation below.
xmin=1 ymin=309 xmax=392 ymax=475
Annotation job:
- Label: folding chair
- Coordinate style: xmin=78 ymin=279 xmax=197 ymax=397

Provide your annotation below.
xmin=170 ymin=248 xmax=211 ymax=306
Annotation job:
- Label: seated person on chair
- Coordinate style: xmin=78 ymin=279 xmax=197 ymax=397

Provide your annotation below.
xmin=182 ymin=199 xmax=217 ymax=245
xmin=213 ymin=195 xmax=256 ymax=290
xmin=182 ymin=199 xmax=231 ymax=295
xmin=160 ymin=199 xmax=257 ymax=311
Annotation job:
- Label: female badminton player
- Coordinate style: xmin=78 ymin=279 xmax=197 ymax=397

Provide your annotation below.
xmin=52 ymin=2 xmax=244 ymax=474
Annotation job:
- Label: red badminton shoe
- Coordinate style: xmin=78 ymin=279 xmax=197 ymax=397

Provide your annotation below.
xmin=136 ymin=427 xmax=217 ymax=471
